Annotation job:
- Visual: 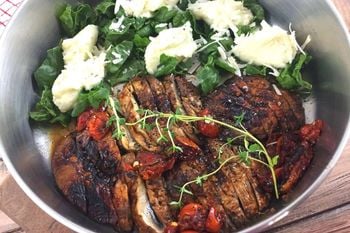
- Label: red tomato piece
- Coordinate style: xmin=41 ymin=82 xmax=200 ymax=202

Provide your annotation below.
xmin=164 ymin=222 xmax=179 ymax=233
xmin=137 ymin=152 xmax=176 ymax=180
xmin=87 ymin=111 xmax=110 ymax=140
xmin=175 ymin=136 xmax=202 ymax=160
xmin=76 ymin=110 xmax=92 ymax=131
xmin=299 ymin=120 xmax=324 ymax=144
xmin=197 ymin=109 xmax=220 ymax=138
xmin=178 ymin=203 xmax=207 ymax=232
xmin=205 ymin=207 xmax=223 ymax=233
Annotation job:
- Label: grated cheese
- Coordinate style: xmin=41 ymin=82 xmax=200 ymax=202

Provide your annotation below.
xmin=145 ymin=22 xmax=198 ymax=74
xmin=52 ymin=25 xmax=106 ymax=112
xmin=232 ymin=21 xmax=299 ymax=69
xmin=188 ymin=0 xmax=253 ymax=32
xmin=109 ymin=15 xmax=125 ymax=32
xmin=272 ymin=84 xmax=282 ymax=96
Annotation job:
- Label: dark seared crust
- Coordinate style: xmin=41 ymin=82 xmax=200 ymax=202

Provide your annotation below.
xmin=52 ymin=131 xmax=136 ymax=229
xmin=146 ymin=76 xmax=172 ymax=113
xmin=146 ymin=76 xmax=188 ymax=142
xmin=206 ymin=139 xmax=247 ymax=226
xmin=163 ymin=75 xmax=198 ymax=142
xmin=163 ymin=75 xmax=186 ymax=113
xmin=113 ymin=179 xmax=133 ymax=232
xmin=52 ymin=135 xmax=88 ymax=213
xmin=122 ymin=153 xmax=163 ymax=233
xmin=205 ymin=76 xmax=305 ymax=140
xmin=280 ymin=89 xmax=305 ymax=126
xmin=52 ymin=75 xmax=317 ymax=233
xmin=118 ymin=82 xmax=159 ymax=152
xmin=244 ymin=169 xmax=270 ymax=211
xmin=145 ymin=177 xmax=174 ymax=225
xmin=131 ymin=77 xmax=163 ymax=148
xmin=174 ymin=76 xmax=202 ymax=116
xmin=131 ymin=77 xmax=158 ymax=111
xmin=163 ymin=162 xmax=198 ymax=207
xmin=165 ymin=157 xmax=236 ymax=232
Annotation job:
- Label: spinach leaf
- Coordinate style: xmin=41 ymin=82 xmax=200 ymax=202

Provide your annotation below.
xmin=277 ymin=53 xmax=312 ymax=90
xmin=153 ymin=7 xmax=178 ymax=23
xmin=58 ymin=4 xmax=97 ymax=37
xmin=105 ymin=17 xmax=135 ymax=45
xmin=108 ymin=59 xmax=146 ymax=85
xmin=71 ymin=84 xmax=110 ymax=117
xmin=198 ymin=38 xmax=233 ymax=64
xmin=29 ymin=87 xmax=70 ymax=126
xmin=136 ymin=24 xmax=153 ymax=37
xmin=95 ymin=0 xmax=115 ymax=19
xmin=215 ymin=59 xmax=236 ymax=74
xmin=134 ymin=18 xmax=147 ymax=30
xmin=237 ymin=24 xmax=258 ymax=35
xmin=244 ymin=64 xmax=267 ymax=76
xmin=34 ymin=46 xmax=64 ymax=94
xmin=106 ymin=41 xmax=134 ymax=74
xmin=197 ymin=65 xmax=220 ymax=95
xmin=154 ymin=54 xmax=180 ymax=77
xmin=172 ymin=11 xmax=192 ymax=27
xmin=133 ymin=34 xmax=150 ymax=48
xmin=242 ymin=0 xmax=265 ymax=24
xmin=176 ymin=57 xmax=196 ymax=74
xmin=177 ymin=0 xmax=197 ymax=11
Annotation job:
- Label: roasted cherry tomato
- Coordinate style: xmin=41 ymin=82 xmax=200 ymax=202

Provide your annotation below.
xmin=121 ymin=161 xmax=134 ymax=172
xmin=178 ymin=203 xmax=207 ymax=232
xmin=205 ymin=207 xmax=223 ymax=233
xmin=137 ymin=152 xmax=176 ymax=180
xmin=175 ymin=136 xmax=202 ymax=160
xmin=197 ymin=109 xmax=220 ymax=138
xmin=299 ymin=120 xmax=324 ymax=144
xmin=164 ymin=222 xmax=179 ymax=233
xmin=76 ymin=110 xmax=92 ymax=131
xmin=87 ymin=111 xmax=110 ymax=140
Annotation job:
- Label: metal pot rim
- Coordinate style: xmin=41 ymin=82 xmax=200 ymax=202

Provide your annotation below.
xmin=1 ymin=0 xmax=350 ymax=232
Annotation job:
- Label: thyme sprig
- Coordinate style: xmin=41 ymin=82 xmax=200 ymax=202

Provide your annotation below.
xmin=107 ymin=97 xmax=126 ymax=140
xmin=107 ymin=98 xmax=280 ymax=204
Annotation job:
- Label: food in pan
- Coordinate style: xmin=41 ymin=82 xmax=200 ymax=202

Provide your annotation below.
xmin=30 ymin=0 xmax=323 ymax=232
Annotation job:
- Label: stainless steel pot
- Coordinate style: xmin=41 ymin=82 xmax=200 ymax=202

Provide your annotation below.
xmin=0 ymin=0 xmax=349 ymax=232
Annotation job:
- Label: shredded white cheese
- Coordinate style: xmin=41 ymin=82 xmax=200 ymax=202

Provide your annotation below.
xmin=115 ymin=0 xmax=180 ymax=18
xmin=188 ymin=0 xmax=253 ymax=32
xmin=111 ymin=52 xmax=123 ymax=64
xmin=52 ymin=25 xmax=106 ymax=112
xmin=272 ymin=84 xmax=282 ymax=96
xmin=227 ymin=56 xmax=242 ymax=77
xmin=109 ymin=15 xmax=125 ymax=32
xmin=62 ymin=25 xmax=99 ymax=64
xmin=145 ymin=22 xmax=198 ymax=74
xmin=232 ymin=21 xmax=299 ymax=69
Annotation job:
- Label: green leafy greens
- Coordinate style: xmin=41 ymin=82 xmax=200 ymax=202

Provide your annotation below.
xmin=277 ymin=53 xmax=312 ymax=91
xmin=34 ymin=46 xmax=64 ymax=94
xmin=29 ymin=86 xmax=70 ymax=126
xmin=31 ymin=0 xmax=312 ymax=128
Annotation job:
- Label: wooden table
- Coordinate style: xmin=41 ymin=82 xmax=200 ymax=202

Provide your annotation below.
xmin=1 ymin=0 xmax=350 ymax=232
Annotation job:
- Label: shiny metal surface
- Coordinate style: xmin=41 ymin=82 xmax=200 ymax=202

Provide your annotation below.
xmin=0 ymin=0 xmax=349 ymax=232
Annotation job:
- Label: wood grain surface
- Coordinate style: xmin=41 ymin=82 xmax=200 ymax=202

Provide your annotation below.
xmin=0 ymin=0 xmax=350 ymax=233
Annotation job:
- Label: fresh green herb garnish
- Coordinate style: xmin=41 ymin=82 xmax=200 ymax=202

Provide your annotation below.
xmin=107 ymin=98 xmax=280 ymax=206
